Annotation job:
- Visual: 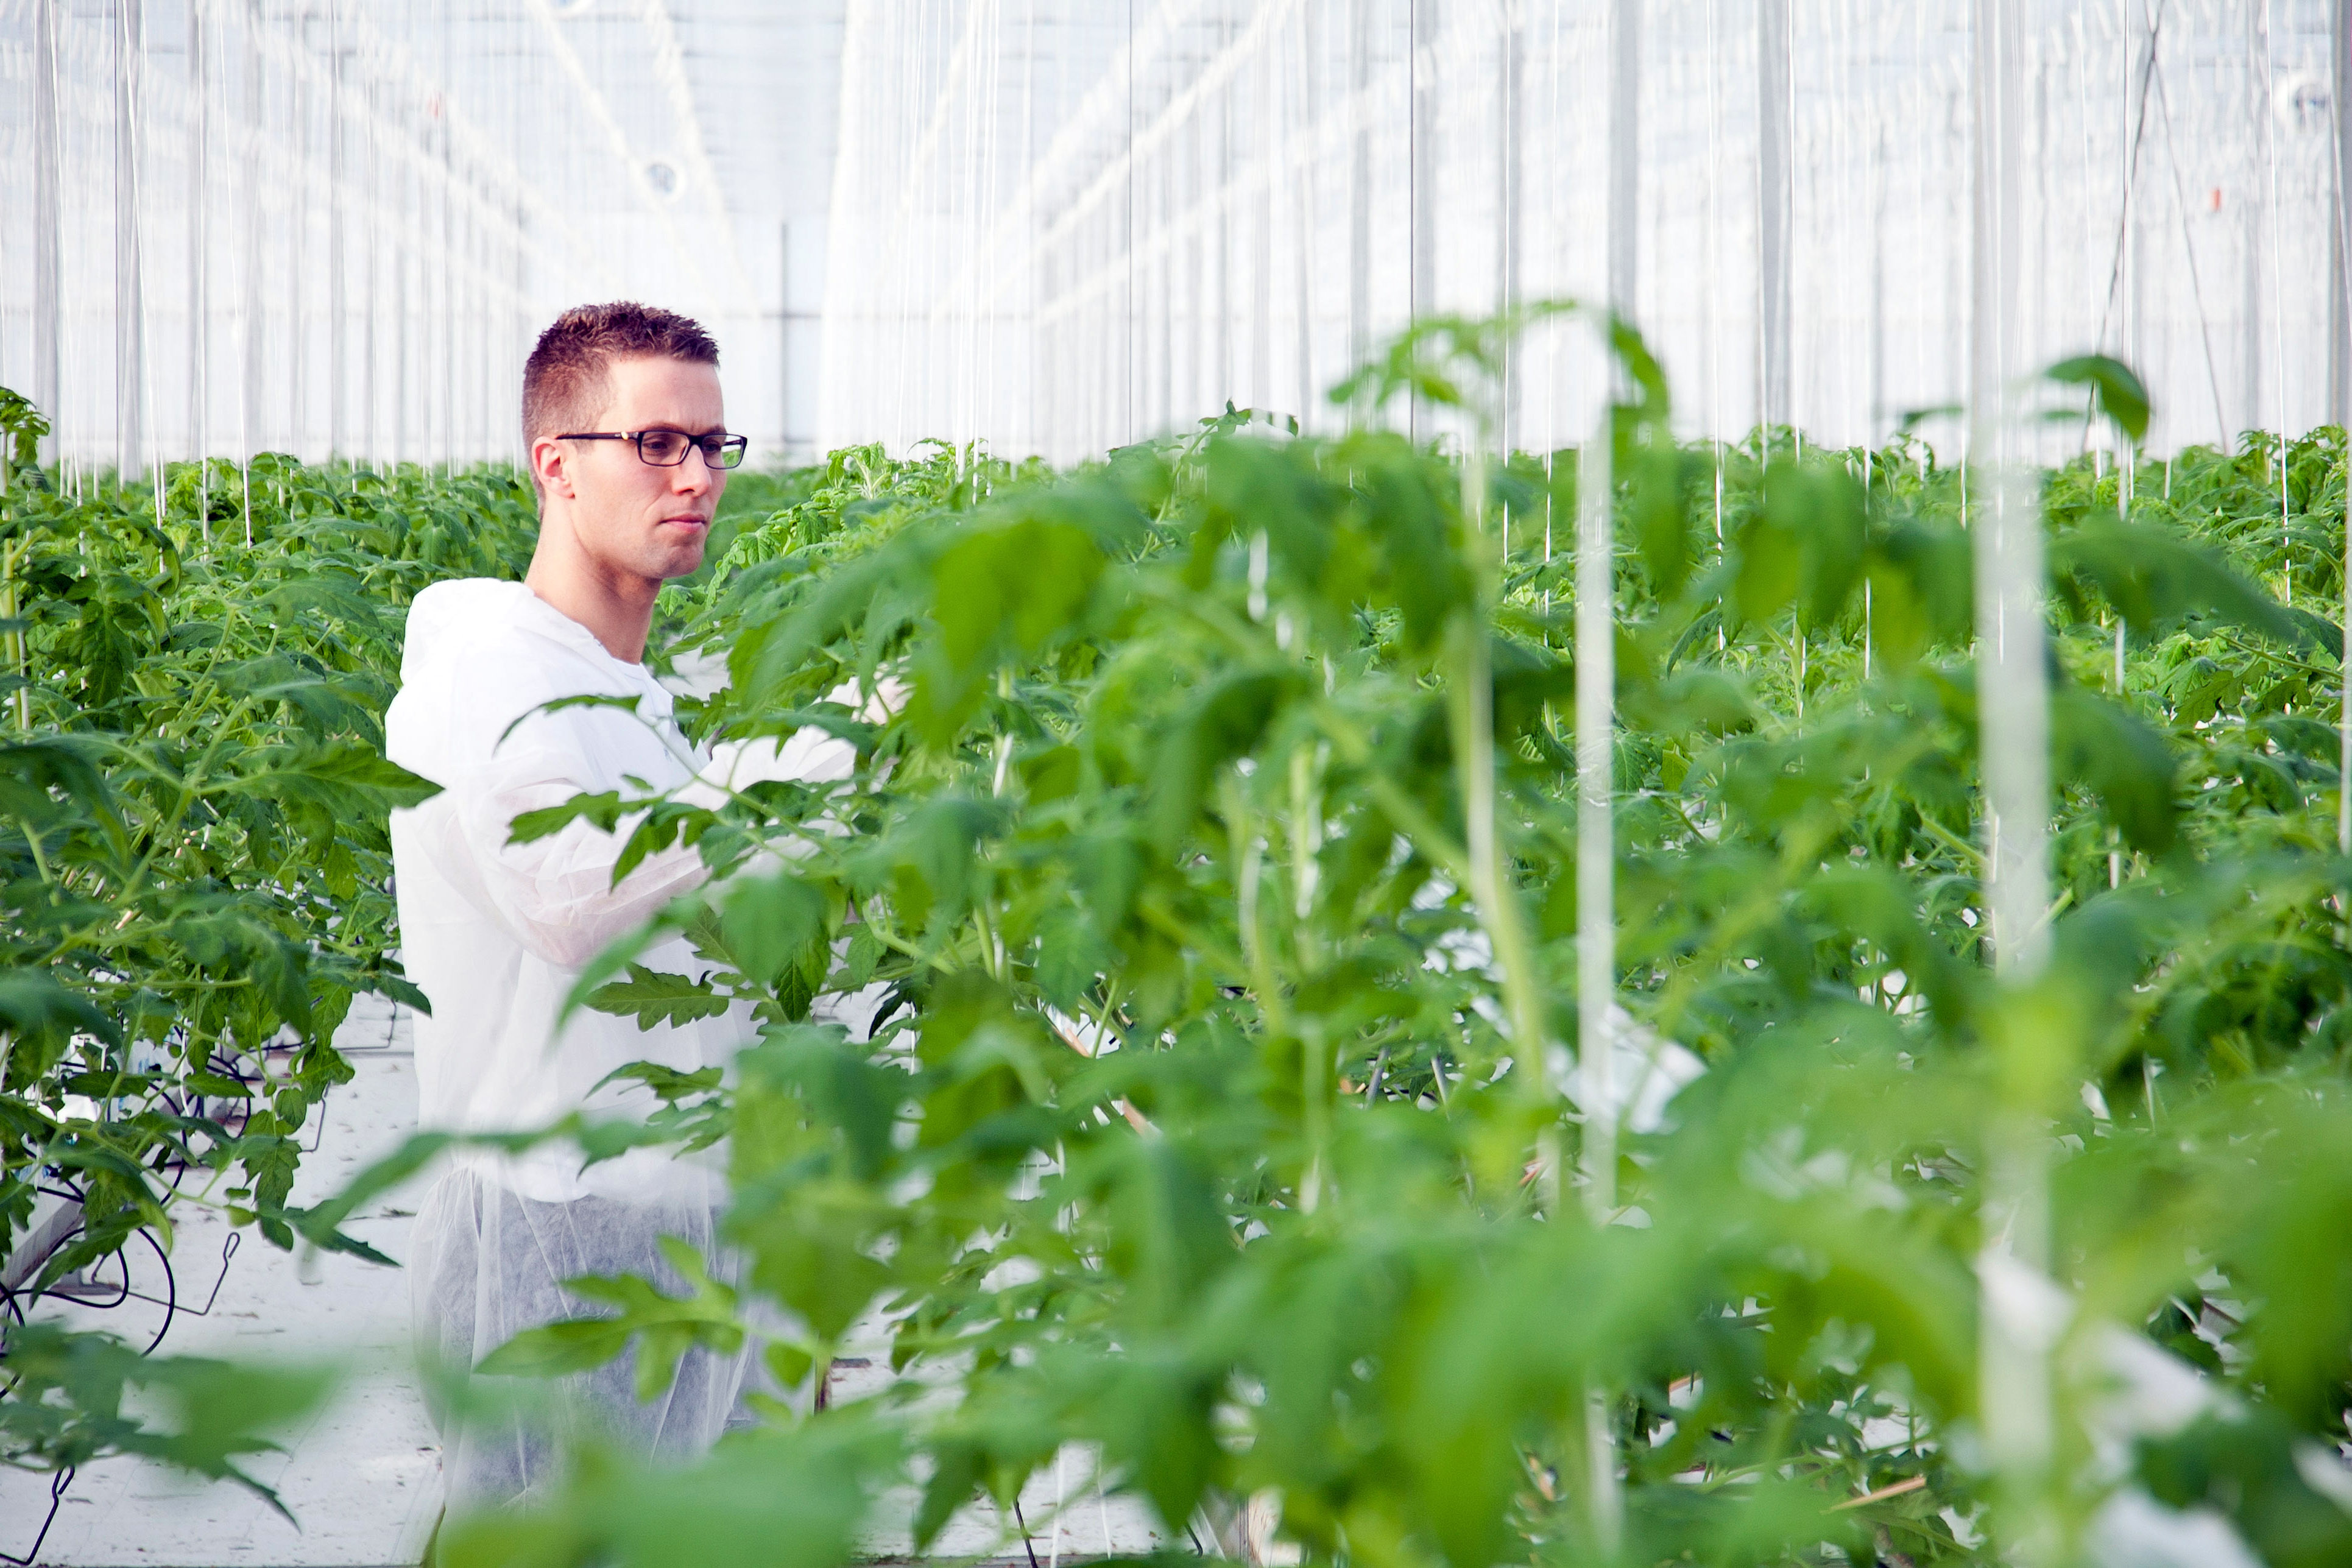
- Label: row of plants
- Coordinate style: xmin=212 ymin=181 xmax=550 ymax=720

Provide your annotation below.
xmin=306 ymin=322 xmax=2352 ymax=1567
xmin=7 ymin=310 xmax=2352 ymax=1565
xmin=0 ymin=386 xmax=544 ymax=1520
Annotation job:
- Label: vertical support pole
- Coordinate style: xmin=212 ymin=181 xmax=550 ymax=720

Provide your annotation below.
xmin=1574 ymin=5 xmax=1640 ymax=1556
xmin=1039 ymin=240 xmax=1054 ymax=464
xmin=1124 ymin=0 xmax=1138 ymax=451
xmin=116 ymin=0 xmax=148 ymax=484
xmin=242 ymin=12 xmax=266 ymax=464
xmin=1154 ymin=108 xmax=1172 ymax=434
xmin=436 ymin=93 xmax=449 ymax=473
xmin=2124 ymin=9 xmax=2145 ymax=417
xmin=512 ymin=197 xmax=524 ymax=469
xmin=391 ymin=158 xmax=406 ymax=467
xmin=1348 ymin=0 xmax=1371 ymax=381
xmin=1185 ymin=98 xmax=1203 ymax=419
xmin=462 ymin=204 xmax=476 ymax=467
xmin=1294 ymin=3 xmax=1318 ymax=427
xmin=330 ymin=0 xmax=346 ymax=461
xmin=1971 ymin=1 xmax=2059 ymax=1562
xmin=2243 ymin=0 xmax=2263 ymax=446
xmin=1870 ymin=122 xmax=1887 ymax=437
xmin=2245 ymin=191 xmax=2262 ymax=448
xmin=1971 ymin=26 xmax=2049 ymax=970
xmin=2331 ymin=0 xmax=2350 ymax=428
xmin=2339 ymin=0 xmax=2352 ymax=854
xmin=1215 ymin=13 xmax=1232 ymax=409
xmin=1410 ymin=0 xmax=1436 ymax=440
xmin=288 ymin=28 xmax=306 ymax=461
xmin=780 ymin=221 xmax=794 ymax=462
xmin=1608 ymin=0 xmax=1640 ymax=317
xmin=1573 ymin=379 xmax=1619 ymax=1558
xmin=1252 ymin=44 xmax=1271 ymax=412
xmin=1757 ymin=0 xmax=1791 ymax=431
xmin=1501 ymin=6 xmax=1524 ymax=448
xmin=32 ymin=0 xmax=63 ymax=467
xmin=510 ymin=200 xmax=524 ymax=465
xmin=188 ymin=0 xmax=208 ymax=469
xmin=1970 ymin=13 xmax=2050 ymax=1020
xmin=364 ymin=64 xmax=378 ymax=471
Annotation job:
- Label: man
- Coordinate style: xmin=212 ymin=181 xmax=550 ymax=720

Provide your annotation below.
xmin=386 ymin=302 xmax=757 ymax=1508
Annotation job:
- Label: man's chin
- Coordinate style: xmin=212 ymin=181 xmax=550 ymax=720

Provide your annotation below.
xmin=651 ymin=518 xmax=712 ymax=576
xmin=624 ymin=539 xmax=706 ymax=581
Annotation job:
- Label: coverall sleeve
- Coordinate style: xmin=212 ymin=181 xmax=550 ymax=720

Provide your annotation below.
xmin=453 ymin=712 xmax=713 ymax=970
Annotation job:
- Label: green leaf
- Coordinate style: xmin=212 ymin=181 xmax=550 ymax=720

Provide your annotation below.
xmin=1148 ymin=669 xmax=1301 ymax=850
xmin=498 ymin=691 xmax=645 ymax=749
xmin=2052 ymin=685 xmax=2180 ymax=854
xmin=1758 ymin=459 xmax=1867 ymax=629
xmin=2046 ymin=353 xmax=2151 ymax=443
xmin=2052 ymin=514 xmax=2307 ymax=649
xmin=476 ymin=1318 xmax=635 ymax=1379
xmin=0 ymin=969 xmax=120 ymax=1053
xmin=509 ymin=790 xmax=625 ymax=845
xmin=719 ymin=872 xmax=829 ymax=987
xmin=585 ymin=964 xmax=733 ymax=1029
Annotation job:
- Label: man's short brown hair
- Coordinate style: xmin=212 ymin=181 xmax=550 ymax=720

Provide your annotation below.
xmin=521 ymin=302 xmax=719 ymax=453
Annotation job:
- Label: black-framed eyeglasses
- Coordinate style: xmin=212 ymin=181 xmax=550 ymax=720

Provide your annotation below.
xmin=558 ymin=429 xmax=748 ymax=470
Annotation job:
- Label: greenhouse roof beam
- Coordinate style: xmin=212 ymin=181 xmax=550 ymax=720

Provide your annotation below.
xmin=522 ymin=0 xmax=726 ymax=314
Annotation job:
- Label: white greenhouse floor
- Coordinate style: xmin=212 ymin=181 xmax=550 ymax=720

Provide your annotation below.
xmin=0 ymin=998 xmax=1167 ymax=1568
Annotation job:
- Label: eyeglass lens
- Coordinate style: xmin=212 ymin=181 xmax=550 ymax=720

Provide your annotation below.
xmin=636 ymin=431 xmax=745 ymax=468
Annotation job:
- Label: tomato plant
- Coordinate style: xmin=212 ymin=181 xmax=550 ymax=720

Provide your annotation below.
xmin=0 ymin=395 xmax=538 ymax=1511
xmin=386 ymin=319 xmax=2352 ymax=1568
xmin=15 ymin=316 xmax=2352 ymax=1567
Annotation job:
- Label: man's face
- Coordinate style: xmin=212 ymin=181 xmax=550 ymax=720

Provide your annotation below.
xmin=537 ymin=354 xmax=727 ymax=582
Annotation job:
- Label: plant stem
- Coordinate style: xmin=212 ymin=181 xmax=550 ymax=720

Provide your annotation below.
xmin=1574 ymin=403 xmax=1617 ymax=1226
xmin=18 ymin=816 xmax=54 ymax=885
xmin=2 ymin=538 xmax=27 ymax=731
xmin=1448 ymin=453 xmax=1551 ymax=1135
xmin=1288 ymin=740 xmax=1325 ymax=971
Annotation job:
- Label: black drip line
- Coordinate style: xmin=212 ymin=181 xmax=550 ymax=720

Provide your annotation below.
xmin=0 ymin=1021 xmax=299 ymax=1561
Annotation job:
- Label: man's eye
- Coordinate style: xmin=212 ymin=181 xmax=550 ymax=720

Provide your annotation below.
xmin=641 ymin=433 xmax=686 ymax=459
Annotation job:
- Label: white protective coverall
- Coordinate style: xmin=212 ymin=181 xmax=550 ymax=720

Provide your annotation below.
xmin=385 ymin=577 xmax=840 ymax=1507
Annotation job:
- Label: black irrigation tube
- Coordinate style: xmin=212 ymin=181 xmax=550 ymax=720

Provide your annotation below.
xmin=0 ymin=1117 xmax=256 ymax=1564
xmin=1009 ymin=1496 xmax=1044 ymax=1568
xmin=0 ymin=1467 xmax=76 ymax=1568
xmin=1 ymin=1195 xmax=234 ymax=1566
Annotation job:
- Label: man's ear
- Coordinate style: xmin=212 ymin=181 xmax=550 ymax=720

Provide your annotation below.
xmin=531 ymin=435 xmax=574 ymax=503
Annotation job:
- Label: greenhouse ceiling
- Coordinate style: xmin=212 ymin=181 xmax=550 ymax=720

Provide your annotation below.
xmin=337 ymin=0 xmax=847 ymax=320
xmin=0 ymin=0 xmax=847 ymax=467
xmin=1 ymin=1 xmax=2345 ymax=470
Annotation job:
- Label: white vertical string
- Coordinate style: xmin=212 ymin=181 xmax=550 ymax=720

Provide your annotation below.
xmin=115 ymin=0 xmax=147 ymax=485
xmin=2258 ymin=0 xmax=2288 ymax=570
